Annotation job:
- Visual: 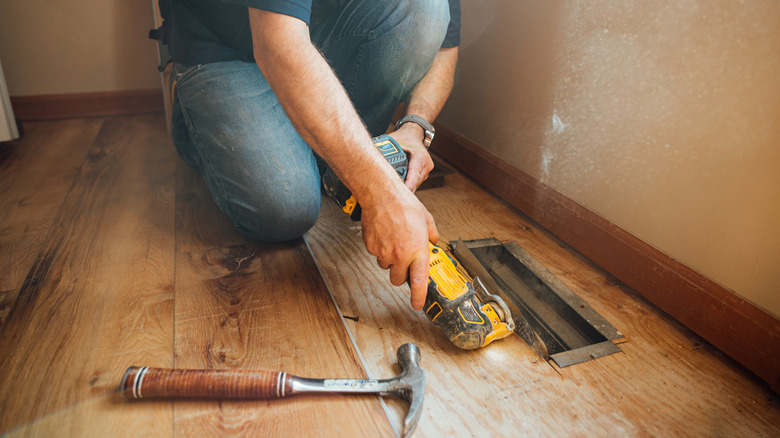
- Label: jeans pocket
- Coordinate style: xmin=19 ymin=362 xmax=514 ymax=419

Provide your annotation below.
xmin=172 ymin=63 xmax=202 ymax=87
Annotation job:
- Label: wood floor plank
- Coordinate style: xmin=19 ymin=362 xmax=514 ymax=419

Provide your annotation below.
xmin=0 ymin=119 xmax=102 ymax=328
xmin=304 ymin=167 xmax=780 ymax=437
xmin=172 ymin=162 xmax=394 ymax=437
xmin=0 ymin=114 xmax=176 ymax=436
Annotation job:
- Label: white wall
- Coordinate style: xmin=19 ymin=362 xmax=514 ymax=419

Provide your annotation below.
xmin=0 ymin=0 xmax=160 ymax=96
xmin=440 ymin=0 xmax=780 ymax=317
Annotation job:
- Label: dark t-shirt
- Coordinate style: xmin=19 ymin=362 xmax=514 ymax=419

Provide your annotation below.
xmin=159 ymin=0 xmax=461 ymax=65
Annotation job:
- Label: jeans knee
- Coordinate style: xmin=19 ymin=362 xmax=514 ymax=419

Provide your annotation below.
xmin=222 ymin=187 xmax=322 ymax=243
xmin=233 ymin=198 xmax=321 ymax=242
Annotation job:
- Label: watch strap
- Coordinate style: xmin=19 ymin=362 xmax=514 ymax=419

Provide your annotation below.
xmin=395 ymin=115 xmax=435 ymax=148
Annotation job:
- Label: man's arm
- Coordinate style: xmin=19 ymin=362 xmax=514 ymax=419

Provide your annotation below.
xmin=248 ymin=9 xmax=439 ymax=310
xmin=390 ymin=47 xmax=459 ymax=191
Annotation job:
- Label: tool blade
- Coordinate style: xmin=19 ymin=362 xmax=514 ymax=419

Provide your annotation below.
xmin=451 ymin=238 xmax=549 ymax=359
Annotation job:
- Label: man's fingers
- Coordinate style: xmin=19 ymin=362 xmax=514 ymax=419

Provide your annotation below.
xmin=404 ymin=150 xmax=434 ymax=192
xmin=404 ymin=172 xmax=423 ymax=192
xmin=382 ymin=247 xmax=429 ymax=311
xmin=388 ymin=264 xmax=407 ymax=287
xmin=404 ymin=156 xmax=426 ymax=191
xmin=407 ymin=255 xmax=429 ymax=311
xmin=427 ymin=214 xmax=440 ymax=244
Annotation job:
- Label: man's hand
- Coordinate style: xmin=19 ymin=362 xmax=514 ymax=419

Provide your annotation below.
xmin=389 ymin=124 xmax=434 ymax=192
xmin=359 ymin=181 xmax=439 ymax=311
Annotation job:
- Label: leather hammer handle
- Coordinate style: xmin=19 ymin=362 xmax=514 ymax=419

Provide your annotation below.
xmin=120 ymin=366 xmax=293 ymax=399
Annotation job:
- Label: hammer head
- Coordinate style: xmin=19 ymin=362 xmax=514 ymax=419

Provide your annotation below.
xmin=394 ymin=343 xmax=425 ymax=437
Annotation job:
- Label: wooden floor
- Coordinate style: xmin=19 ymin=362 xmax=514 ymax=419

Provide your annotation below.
xmin=0 ymin=114 xmax=777 ymax=437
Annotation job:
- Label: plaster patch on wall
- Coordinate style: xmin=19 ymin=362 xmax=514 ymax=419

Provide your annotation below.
xmin=551 ymin=110 xmax=566 ymax=134
xmin=540 ymin=109 xmax=565 ymax=183
xmin=541 ymin=148 xmax=554 ymax=182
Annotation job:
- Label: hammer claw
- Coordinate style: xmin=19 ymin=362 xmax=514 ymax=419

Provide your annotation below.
xmin=395 ymin=343 xmax=425 ymax=437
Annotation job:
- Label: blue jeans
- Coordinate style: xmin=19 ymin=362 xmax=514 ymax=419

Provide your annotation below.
xmin=172 ymin=0 xmax=450 ymax=242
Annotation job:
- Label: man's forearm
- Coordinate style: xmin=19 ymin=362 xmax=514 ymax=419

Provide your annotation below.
xmin=249 ymin=9 xmax=402 ymax=204
xmin=404 ymin=47 xmax=459 ymax=124
xmin=391 ymin=46 xmax=458 ymax=191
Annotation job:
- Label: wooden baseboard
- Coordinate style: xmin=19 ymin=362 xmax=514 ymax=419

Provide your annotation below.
xmin=432 ymin=124 xmax=780 ymax=387
xmin=11 ymin=89 xmax=164 ymax=121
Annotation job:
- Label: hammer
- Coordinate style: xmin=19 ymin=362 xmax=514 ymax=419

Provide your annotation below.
xmin=119 ymin=343 xmax=426 ymax=437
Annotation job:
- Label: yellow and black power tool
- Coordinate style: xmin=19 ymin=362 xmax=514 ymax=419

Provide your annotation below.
xmin=425 ymin=241 xmax=514 ymax=349
xmin=322 ymin=135 xmax=515 ymax=349
xmin=322 ymin=134 xmax=408 ymax=221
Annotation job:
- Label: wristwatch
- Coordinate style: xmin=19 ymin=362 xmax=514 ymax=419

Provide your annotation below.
xmin=395 ymin=115 xmax=435 ymax=149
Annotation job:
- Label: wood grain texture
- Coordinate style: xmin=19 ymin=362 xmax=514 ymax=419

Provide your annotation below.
xmin=172 ymin=162 xmax=394 ymax=437
xmin=432 ymin=124 xmax=780 ymax=386
xmin=0 ymin=119 xmax=101 ymax=328
xmin=304 ymin=167 xmax=780 ymax=437
xmin=0 ymin=114 xmax=176 ymax=436
xmin=1 ymin=115 xmax=393 ymax=437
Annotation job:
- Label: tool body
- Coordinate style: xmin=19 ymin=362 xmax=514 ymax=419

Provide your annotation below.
xmin=425 ymin=242 xmax=514 ymax=349
xmin=121 ymin=343 xmax=425 ymax=437
xmin=322 ymin=135 xmax=515 ymax=349
xmin=322 ymin=134 xmax=408 ymax=221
